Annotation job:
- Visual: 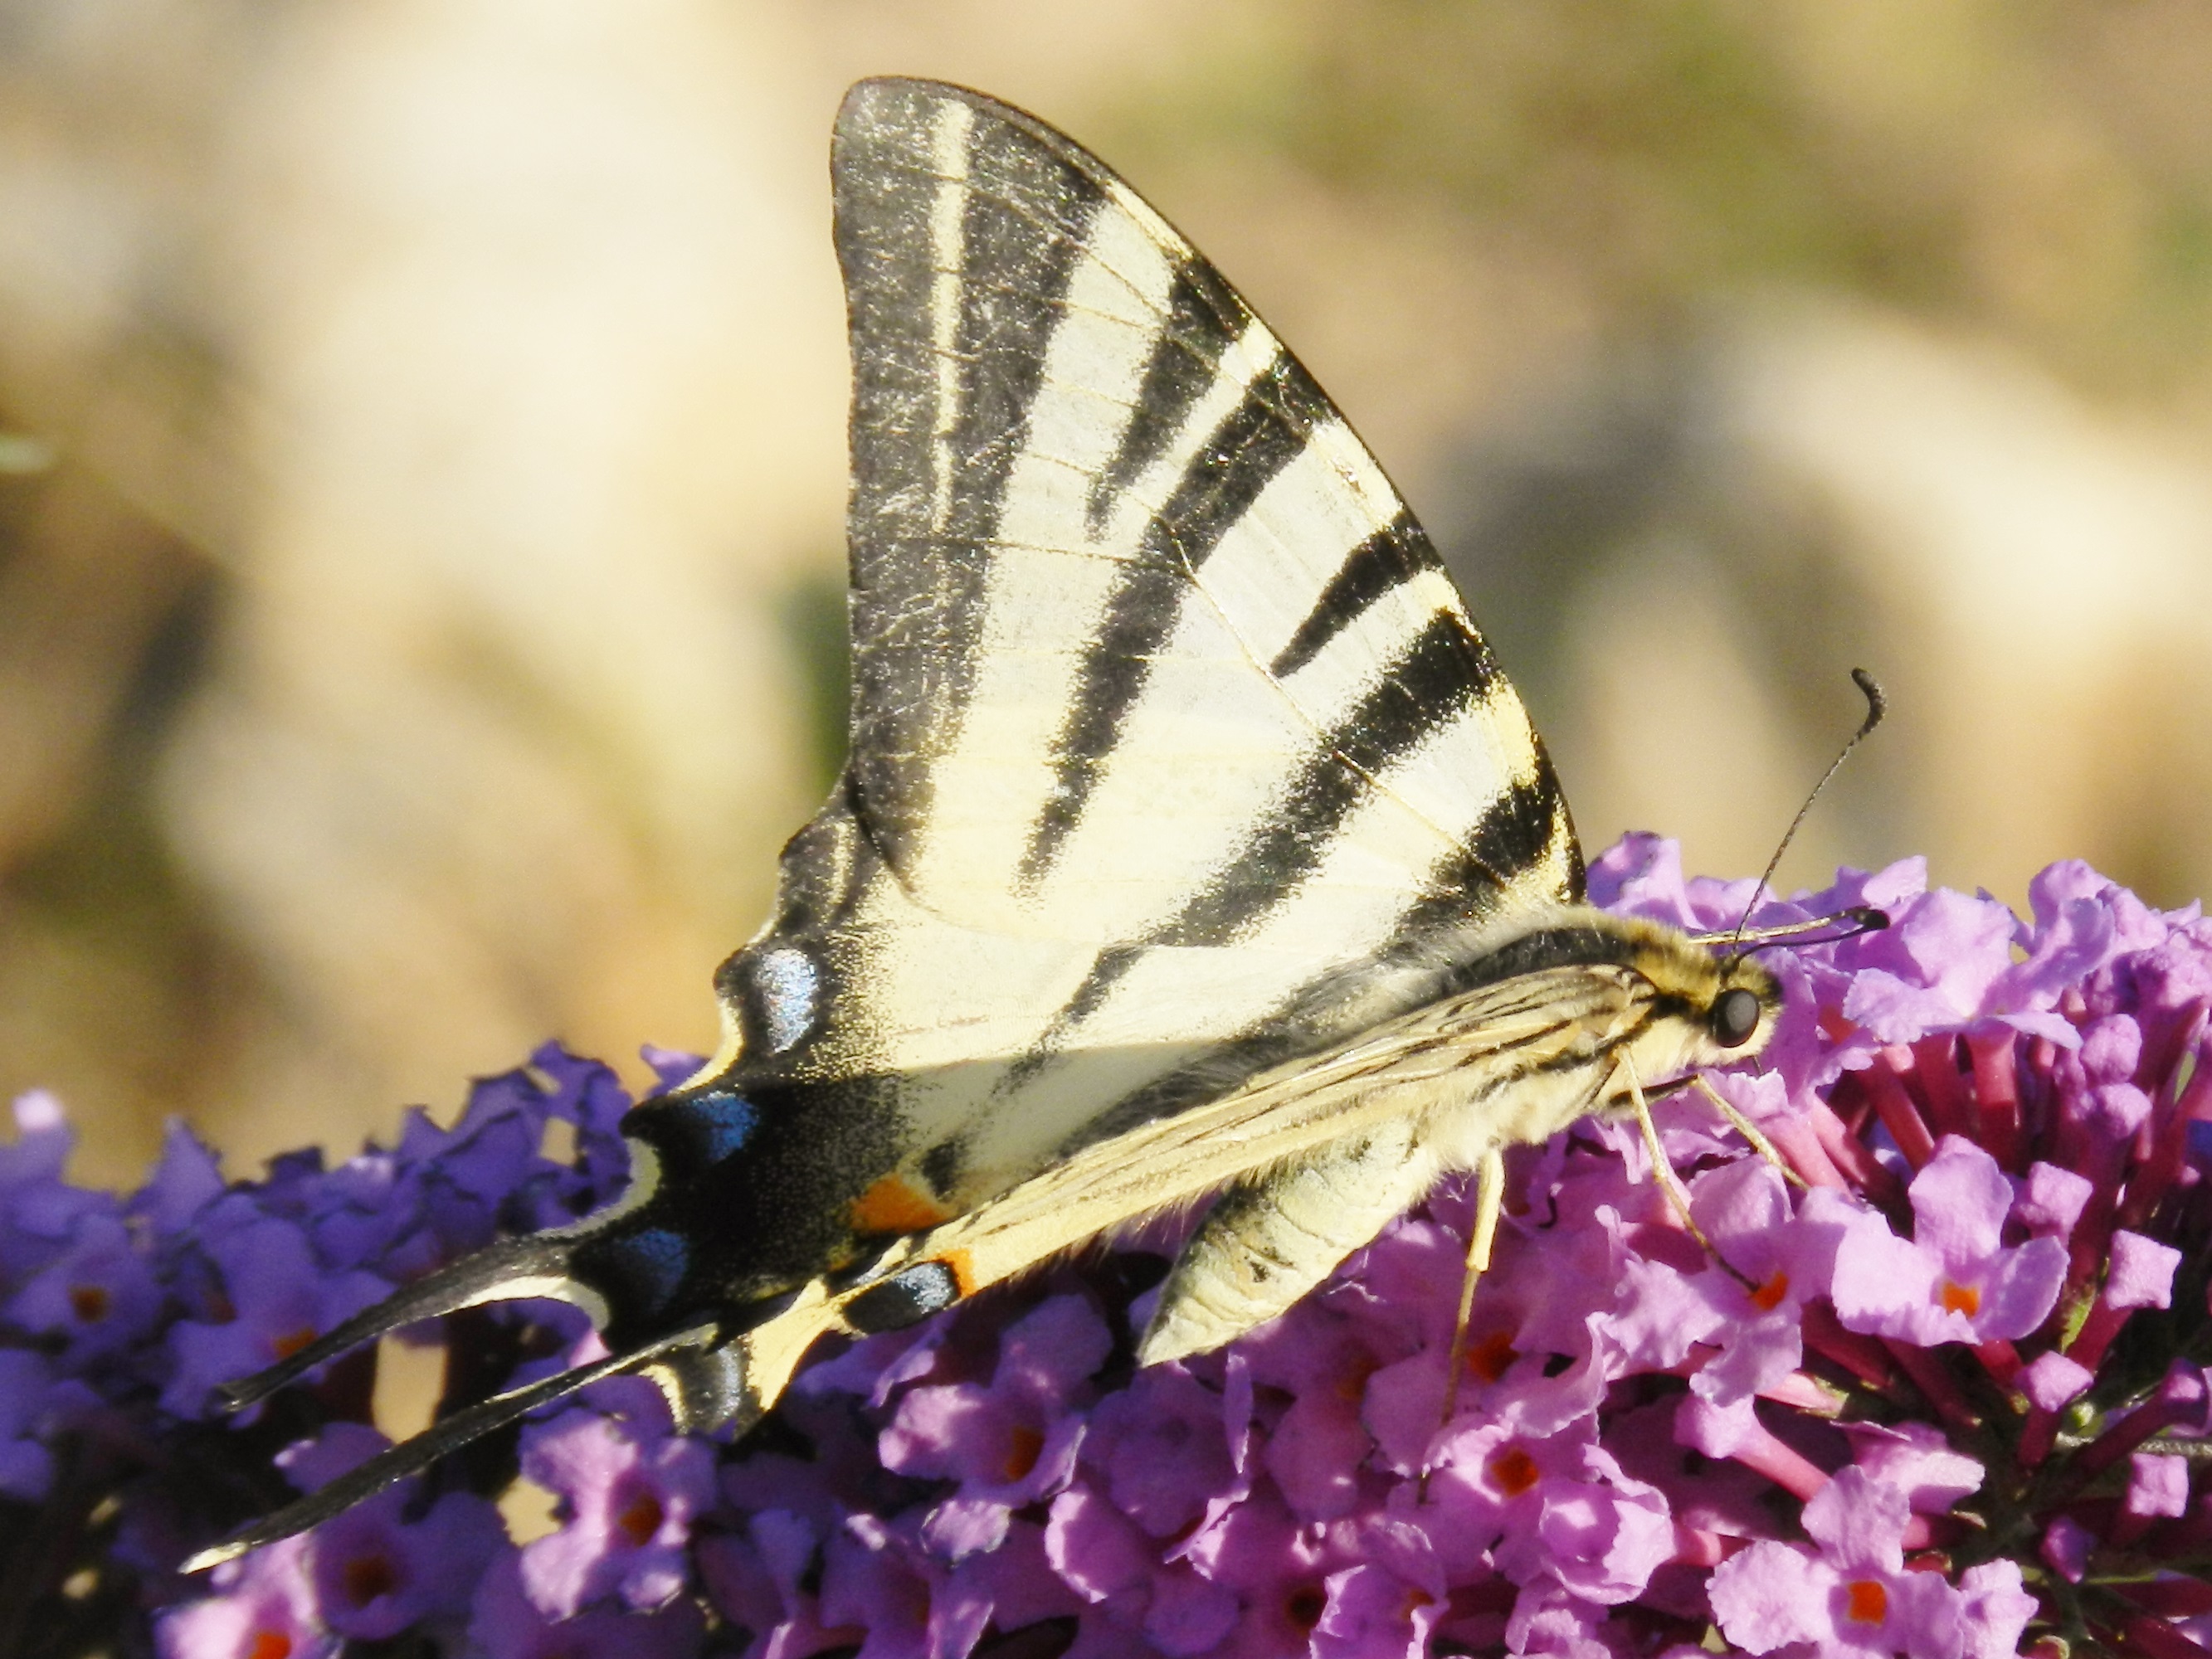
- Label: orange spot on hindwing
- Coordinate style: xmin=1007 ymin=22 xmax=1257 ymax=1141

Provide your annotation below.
xmin=939 ymin=1249 xmax=976 ymax=1298
xmin=850 ymin=1176 xmax=954 ymax=1235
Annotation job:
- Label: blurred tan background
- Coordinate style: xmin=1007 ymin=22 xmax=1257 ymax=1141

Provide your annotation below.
xmin=6 ymin=0 xmax=2212 ymax=1189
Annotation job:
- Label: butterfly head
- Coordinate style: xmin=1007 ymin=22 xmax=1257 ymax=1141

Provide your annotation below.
xmin=1610 ymin=916 xmax=1784 ymax=1084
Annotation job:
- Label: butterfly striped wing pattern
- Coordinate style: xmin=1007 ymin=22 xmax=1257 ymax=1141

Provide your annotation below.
xmin=183 ymin=79 xmax=1806 ymax=1574
xmin=689 ymin=78 xmax=1582 ymax=1261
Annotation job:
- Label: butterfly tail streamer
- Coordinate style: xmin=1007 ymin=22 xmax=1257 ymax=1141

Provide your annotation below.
xmin=186 ymin=1277 xmax=858 ymax=1571
xmin=213 ymin=1233 xmax=581 ymax=1414
xmin=181 ymin=1321 xmax=719 ymax=1574
xmin=655 ymin=1281 xmax=849 ymax=1436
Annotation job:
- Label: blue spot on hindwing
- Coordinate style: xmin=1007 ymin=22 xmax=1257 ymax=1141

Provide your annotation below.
xmin=670 ymin=1090 xmax=758 ymax=1164
xmin=605 ymin=1227 xmax=689 ymax=1316
xmin=844 ymin=1260 xmax=962 ymax=1334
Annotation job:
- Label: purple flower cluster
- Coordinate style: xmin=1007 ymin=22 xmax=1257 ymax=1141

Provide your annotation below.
xmin=5 ymin=841 xmax=2212 ymax=1658
xmin=0 ymin=1045 xmax=646 ymax=1659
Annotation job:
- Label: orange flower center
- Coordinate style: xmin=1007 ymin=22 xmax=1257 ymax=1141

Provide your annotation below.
xmin=270 ymin=1327 xmax=319 ymax=1360
xmin=1469 ymin=1330 xmax=1521 ymax=1383
xmin=1845 ymin=1579 xmax=1888 ymax=1624
xmin=246 ymin=1632 xmax=293 ymax=1659
xmin=1488 ymin=1444 xmax=1542 ymax=1497
xmin=1751 ymin=1272 xmax=1791 ymax=1312
xmin=617 ymin=1493 xmax=665 ymax=1547
xmin=68 ymin=1285 xmax=110 ymax=1322
xmin=1003 ymin=1426 xmax=1045 ymax=1482
xmin=1333 ymin=1358 xmax=1379 ymax=1403
xmin=1939 ymin=1281 xmax=1981 ymax=1317
xmin=341 ymin=1552 xmax=399 ymax=1608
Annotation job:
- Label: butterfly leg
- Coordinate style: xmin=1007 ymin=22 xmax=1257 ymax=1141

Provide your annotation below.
xmin=1691 ymin=1074 xmax=1808 ymax=1189
xmin=1621 ymin=1058 xmax=1756 ymax=1291
xmin=1437 ymin=1145 xmax=1504 ymax=1431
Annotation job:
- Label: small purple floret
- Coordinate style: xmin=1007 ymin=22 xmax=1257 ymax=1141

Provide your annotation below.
xmin=517 ymin=1405 xmax=719 ymax=1616
xmin=1830 ymin=1136 xmax=2068 ymax=1346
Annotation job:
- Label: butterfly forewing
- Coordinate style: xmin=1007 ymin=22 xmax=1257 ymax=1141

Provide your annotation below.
xmin=712 ymin=79 xmax=1581 ymax=1209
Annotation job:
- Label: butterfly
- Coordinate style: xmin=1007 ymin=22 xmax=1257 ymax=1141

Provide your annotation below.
xmin=184 ymin=77 xmax=1811 ymax=1572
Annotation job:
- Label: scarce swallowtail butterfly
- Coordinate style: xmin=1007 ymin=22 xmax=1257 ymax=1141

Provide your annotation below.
xmin=186 ymin=78 xmax=1810 ymax=1572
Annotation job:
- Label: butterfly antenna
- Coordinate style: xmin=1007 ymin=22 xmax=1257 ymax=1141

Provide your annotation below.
xmin=1725 ymin=669 xmax=1885 ymax=961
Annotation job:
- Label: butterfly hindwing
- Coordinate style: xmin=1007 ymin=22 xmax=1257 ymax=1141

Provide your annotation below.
xmin=694 ymin=78 xmax=1582 ymax=1237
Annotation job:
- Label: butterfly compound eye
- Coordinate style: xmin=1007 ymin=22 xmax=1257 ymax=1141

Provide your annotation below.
xmin=1712 ymin=986 xmax=1761 ymax=1049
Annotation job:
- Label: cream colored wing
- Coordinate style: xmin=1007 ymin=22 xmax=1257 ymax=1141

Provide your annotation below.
xmin=677 ymin=77 xmax=1581 ymax=1243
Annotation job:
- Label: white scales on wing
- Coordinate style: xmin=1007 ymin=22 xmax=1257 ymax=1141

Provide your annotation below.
xmin=741 ymin=81 xmax=1585 ymax=1202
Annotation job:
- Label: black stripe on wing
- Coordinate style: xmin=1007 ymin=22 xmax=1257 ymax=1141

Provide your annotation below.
xmin=1157 ymin=606 xmax=1503 ymax=944
xmin=1333 ymin=697 xmax=1583 ymax=950
xmin=1011 ymin=608 xmax=1527 ymax=1090
xmin=1269 ymin=510 xmax=1434 ymax=679
xmin=1019 ymin=352 xmax=1328 ymax=884
xmin=1084 ymin=262 xmax=1250 ymax=534
xmin=837 ymin=85 xmax=1100 ymax=868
